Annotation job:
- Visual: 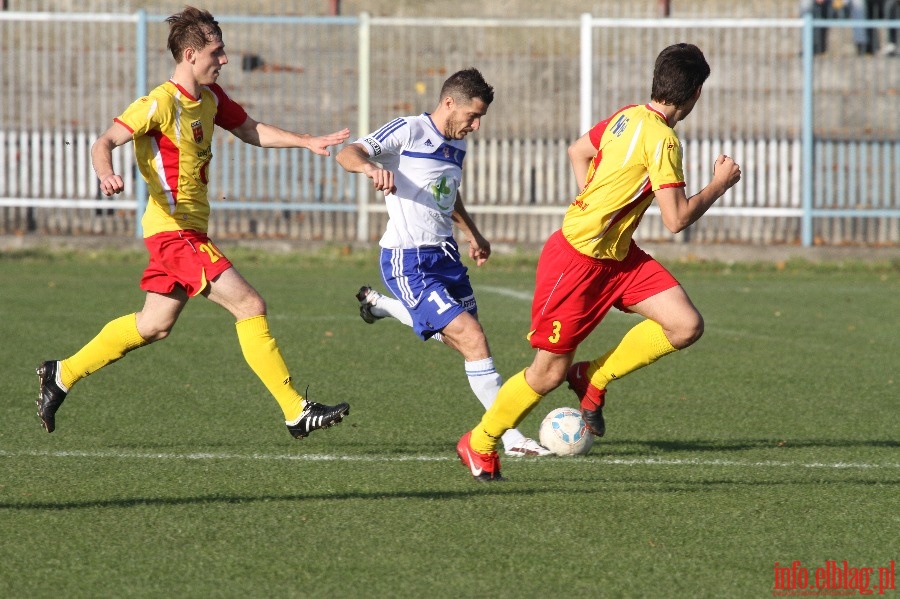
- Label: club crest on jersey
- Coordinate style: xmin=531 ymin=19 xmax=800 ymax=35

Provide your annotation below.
xmin=440 ymin=146 xmax=463 ymax=164
xmin=191 ymin=120 xmax=203 ymax=143
xmin=571 ymin=198 xmax=588 ymax=211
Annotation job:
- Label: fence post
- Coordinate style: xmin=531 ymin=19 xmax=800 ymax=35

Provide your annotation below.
xmin=801 ymin=12 xmax=815 ymax=247
xmin=134 ymin=9 xmax=149 ymax=239
xmin=579 ymin=13 xmax=593 ymax=136
xmin=356 ymin=11 xmax=371 ymax=242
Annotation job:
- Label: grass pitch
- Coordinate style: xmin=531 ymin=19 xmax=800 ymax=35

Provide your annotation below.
xmin=0 ymin=247 xmax=897 ymax=598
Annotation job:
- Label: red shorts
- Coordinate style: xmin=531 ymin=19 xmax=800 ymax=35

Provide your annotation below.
xmin=528 ymin=230 xmax=679 ymax=353
xmin=141 ymin=230 xmax=233 ymax=297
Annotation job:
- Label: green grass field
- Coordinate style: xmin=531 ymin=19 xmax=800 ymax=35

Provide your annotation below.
xmin=0 ymin=247 xmax=897 ymax=598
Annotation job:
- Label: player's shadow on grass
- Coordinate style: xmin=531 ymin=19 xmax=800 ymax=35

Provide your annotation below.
xmin=4 ymin=474 xmax=899 ymax=511
xmin=0 ymin=487 xmax=568 ymax=511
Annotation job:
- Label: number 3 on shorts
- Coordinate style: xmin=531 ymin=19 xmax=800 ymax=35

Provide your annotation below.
xmin=548 ymin=320 xmax=562 ymax=344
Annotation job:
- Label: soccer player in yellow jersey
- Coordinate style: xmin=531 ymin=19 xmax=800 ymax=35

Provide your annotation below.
xmin=458 ymin=43 xmax=742 ymax=480
xmin=35 ymin=6 xmax=352 ymax=439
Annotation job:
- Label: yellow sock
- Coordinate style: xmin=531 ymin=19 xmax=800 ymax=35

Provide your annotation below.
xmin=235 ymin=315 xmax=304 ymax=422
xmin=470 ymin=369 xmax=543 ymax=453
xmin=587 ymin=319 xmax=677 ymax=389
xmin=60 ymin=314 xmax=148 ymax=389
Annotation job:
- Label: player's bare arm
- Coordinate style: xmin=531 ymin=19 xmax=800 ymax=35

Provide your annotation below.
xmin=452 ymin=193 xmax=491 ymax=266
xmin=335 ymin=143 xmax=396 ymax=194
xmin=230 ymin=117 xmax=350 ymax=155
xmin=654 ymin=154 xmax=742 ymax=233
xmin=567 ymin=131 xmax=597 ymax=189
xmin=91 ymin=121 xmax=134 ymax=196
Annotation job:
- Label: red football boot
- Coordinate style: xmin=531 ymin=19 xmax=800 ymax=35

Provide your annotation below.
xmin=566 ymin=361 xmax=607 ymax=437
xmin=457 ymin=431 xmax=504 ymax=481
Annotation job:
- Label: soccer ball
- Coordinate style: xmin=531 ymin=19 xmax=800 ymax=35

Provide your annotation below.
xmin=538 ymin=407 xmax=594 ymax=456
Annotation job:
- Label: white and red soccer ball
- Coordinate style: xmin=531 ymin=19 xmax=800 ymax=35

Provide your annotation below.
xmin=538 ymin=407 xmax=594 ymax=456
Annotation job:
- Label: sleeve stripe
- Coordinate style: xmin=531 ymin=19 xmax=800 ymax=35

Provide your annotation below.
xmin=113 ymin=118 xmax=135 ymax=134
xmin=373 ymin=117 xmax=407 ymax=141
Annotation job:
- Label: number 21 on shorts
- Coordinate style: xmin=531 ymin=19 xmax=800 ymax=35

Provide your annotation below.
xmin=198 ymin=240 xmax=224 ymax=263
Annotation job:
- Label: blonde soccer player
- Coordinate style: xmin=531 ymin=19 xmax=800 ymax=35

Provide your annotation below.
xmin=36 ymin=6 xmax=351 ymax=439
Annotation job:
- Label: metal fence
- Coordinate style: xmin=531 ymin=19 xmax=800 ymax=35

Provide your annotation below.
xmin=0 ymin=9 xmax=898 ymax=246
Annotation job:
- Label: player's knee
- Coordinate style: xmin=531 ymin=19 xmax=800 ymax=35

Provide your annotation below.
xmin=138 ymin=324 xmax=173 ymax=343
xmin=147 ymin=329 xmax=170 ymax=342
xmin=443 ymin=313 xmax=488 ymax=355
xmin=249 ymin=296 xmax=267 ymax=315
xmin=674 ymin=313 xmax=704 ymax=348
xmin=452 ymin=333 xmax=491 ymax=361
xmin=525 ymin=360 xmax=568 ymax=395
xmin=548 ymin=368 xmax=568 ymax=390
xmin=237 ymin=295 xmax=267 ymax=319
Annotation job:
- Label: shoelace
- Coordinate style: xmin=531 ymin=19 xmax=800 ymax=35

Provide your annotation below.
xmin=302 ymin=385 xmax=317 ymax=411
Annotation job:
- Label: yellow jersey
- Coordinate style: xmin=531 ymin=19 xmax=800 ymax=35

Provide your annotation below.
xmin=562 ymin=104 xmax=685 ymax=261
xmin=114 ymin=80 xmax=248 ymax=236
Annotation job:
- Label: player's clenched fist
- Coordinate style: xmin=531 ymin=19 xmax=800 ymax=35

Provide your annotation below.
xmin=714 ymin=154 xmax=741 ymax=190
xmin=364 ymin=165 xmax=397 ymax=195
xmin=99 ymin=174 xmax=125 ymax=196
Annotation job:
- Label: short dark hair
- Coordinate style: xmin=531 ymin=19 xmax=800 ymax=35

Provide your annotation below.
xmin=439 ymin=68 xmax=495 ymax=106
xmin=166 ymin=6 xmax=223 ymax=62
xmin=650 ymin=43 xmax=711 ymax=106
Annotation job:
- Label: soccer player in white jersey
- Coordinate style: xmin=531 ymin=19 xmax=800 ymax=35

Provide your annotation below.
xmin=336 ymin=68 xmax=549 ymax=457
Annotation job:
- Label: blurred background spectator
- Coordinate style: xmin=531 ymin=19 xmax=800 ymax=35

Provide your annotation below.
xmin=800 ymin=0 xmax=836 ymax=54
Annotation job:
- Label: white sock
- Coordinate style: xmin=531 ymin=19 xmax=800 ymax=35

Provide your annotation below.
xmin=465 ymin=357 xmax=526 ymax=451
xmin=369 ymin=290 xmax=444 ymax=343
xmin=368 ymin=291 xmax=414 ymax=327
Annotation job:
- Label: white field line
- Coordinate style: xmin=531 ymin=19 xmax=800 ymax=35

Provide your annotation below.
xmin=479 ymin=285 xmax=641 ymax=317
xmin=476 ymin=285 xmax=539 ymax=303
xmin=259 ymin=285 xmax=629 ymax=322
xmin=475 ymin=287 xmax=777 ymax=339
xmin=0 ymin=449 xmax=896 ymax=469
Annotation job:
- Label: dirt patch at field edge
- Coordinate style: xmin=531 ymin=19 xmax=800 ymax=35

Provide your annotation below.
xmin=2 ymin=235 xmax=897 ymax=265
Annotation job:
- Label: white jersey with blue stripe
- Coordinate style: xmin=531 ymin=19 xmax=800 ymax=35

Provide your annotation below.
xmin=355 ymin=113 xmax=466 ymax=249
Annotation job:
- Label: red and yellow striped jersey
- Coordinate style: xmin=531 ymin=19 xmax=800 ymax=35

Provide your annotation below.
xmin=562 ymin=104 xmax=685 ymax=261
xmin=114 ymin=80 xmax=247 ymax=237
